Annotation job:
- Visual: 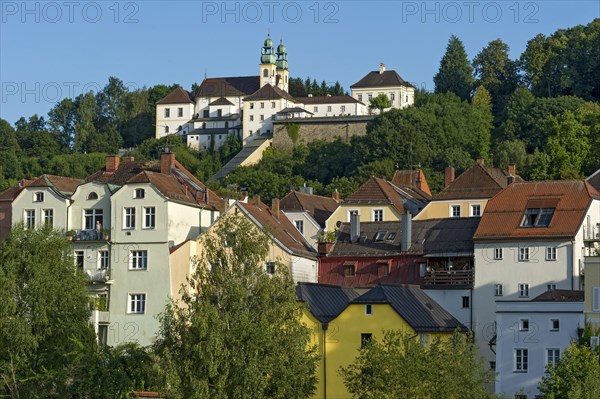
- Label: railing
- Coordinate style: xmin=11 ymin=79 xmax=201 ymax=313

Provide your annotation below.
xmin=86 ymin=268 xmax=110 ymax=283
xmin=583 ymin=224 xmax=600 ymax=241
xmin=73 ymin=229 xmax=109 ymax=242
xmin=424 ymin=269 xmax=474 ymax=287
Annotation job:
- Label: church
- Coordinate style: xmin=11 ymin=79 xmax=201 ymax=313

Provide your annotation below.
xmin=155 ymin=34 xmax=416 ymax=151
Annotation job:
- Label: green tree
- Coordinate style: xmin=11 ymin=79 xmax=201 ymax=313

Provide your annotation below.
xmin=0 ymin=224 xmax=94 ymax=397
xmin=434 ymin=35 xmax=474 ymax=101
xmin=154 ymin=214 xmax=318 ymax=399
xmin=0 ymin=119 xmax=22 ymax=186
xmin=74 ymin=92 xmax=98 ymax=153
xmin=369 ymin=94 xmax=392 ymax=114
xmin=545 ymin=111 xmax=590 ymax=179
xmin=538 ymin=342 xmax=600 ymax=399
xmin=339 ymin=330 xmax=494 ymax=399
xmin=47 ymin=98 xmax=77 ymax=150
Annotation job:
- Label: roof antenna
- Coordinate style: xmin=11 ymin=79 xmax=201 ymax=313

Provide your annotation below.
xmin=204 ymin=70 xmax=207 ymax=80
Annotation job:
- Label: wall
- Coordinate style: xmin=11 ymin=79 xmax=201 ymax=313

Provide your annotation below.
xmin=414 ymin=199 xmax=489 ymax=220
xmin=155 ymin=103 xmax=194 ymax=139
xmin=325 ymin=204 xmax=401 ymax=232
xmin=282 ymin=211 xmax=321 ymax=249
xmin=584 ymin=256 xmax=600 ymax=328
xmin=12 ymin=187 xmax=69 ymax=230
xmin=351 ymin=84 xmax=415 ymax=110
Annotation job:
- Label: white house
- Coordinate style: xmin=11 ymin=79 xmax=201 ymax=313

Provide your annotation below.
xmin=350 ymin=63 xmax=415 ymax=113
xmin=155 ymin=87 xmax=195 ymax=139
xmin=495 ymin=290 xmax=584 ymax=399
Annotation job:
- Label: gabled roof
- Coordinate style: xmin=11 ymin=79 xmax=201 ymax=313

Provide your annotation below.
xmin=195 ymin=76 xmax=260 ymax=98
xmin=586 ymin=169 xmax=600 ymax=192
xmin=474 ymin=180 xmax=600 ymax=240
xmin=345 ymin=177 xmax=428 ymax=213
xmin=86 ymin=158 xmax=160 ymax=186
xmin=435 ymin=163 xmax=523 ymax=201
xmin=280 ymin=190 xmax=339 ymax=228
xmin=236 ymin=200 xmax=316 ymax=259
xmin=392 ymin=170 xmax=432 ymax=197
xmin=156 ymin=87 xmax=194 ymax=105
xmin=352 ymin=284 xmax=466 ymax=332
xmin=330 ymin=221 xmax=404 ymax=257
xmin=0 ymin=179 xmax=36 ymax=201
xmin=209 ymin=97 xmax=234 ymax=106
xmin=296 ymin=283 xmax=360 ymax=325
xmin=350 ymin=70 xmax=414 ymax=89
xmin=532 ymin=290 xmax=584 ymax=302
xmin=243 ymin=84 xmax=297 ymax=102
xmin=295 ymin=95 xmax=363 ymax=105
xmin=27 ymin=175 xmax=83 ymax=196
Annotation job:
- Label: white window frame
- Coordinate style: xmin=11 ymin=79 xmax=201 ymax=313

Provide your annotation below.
xmin=164 ymin=108 xmax=170 ymax=118
xmin=519 ymin=319 xmax=529 ymax=331
xmin=470 ymin=203 xmax=482 ymax=217
xmin=494 ymin=248 xmax=503 ymax=260
xmin=75 ymin=250 xmax=85 ymax=268
xmin=99 ymin=250 xmax=110 ymax=270
xmin=34 ymin=192 xmax=44 ymax=202
xmin=515 ymin=348 xmax=528 ymax=372
xmin=495 ymin=284 xmax=503 ymax=296
xmin=25 ymin=209 xmax=35 ymax=229
xmin=143 ymin=207 xmax=156 ymax=229
xmin=327 ymin=105 xmax=332 ymax=112
xmin=294 ymin=220 xmax=304 ymax=235
xmin=43 ymin=209 xmax=54 ymax=227
xmin=372 ymin=209 xmax=384 ymax=222
xmin=128 ymin=293 xmax=146 ymax=314
xmin=123 ymin=207 xmax=135 ymax=229
xmin=129 ymin=250 xmax=148 ymax=270
xmin=546 ymin=246 xmax=557 ymax=261
xmin=265 ymin=261 xmax=276 ymax=275
xmin=550 ymin=319 xmax=559 ymax=331
xmin=347 ymin=209 xmax=359 ymax=222
xmin=177 ymin=107 xmax=183 ymax=117
xmin=519 ymin=283 xmax=530 ymax=298
xmin=84 ymin=208 xmax=103 ymax=230
xmin=547 ymin=283 xmax=557 ymax=291
xmin=358 ymin=94 xmax=363 ymax=102
xmin=249 ymin=115 xmax=254 ymax=122
xmin=134 ymin=188 xmax=145 ymax=199
xmin=547 ymin=348 xmax=560 ymax=366
xmin=365 ymin=304 xmax=373 ymax=315
xmin=341 ymin=105 xmax=346 ymax=112
xmin=519 ymin=247 xmax=530 ymax=261
xmin=450 ymin=204 xmax=461 ymax=218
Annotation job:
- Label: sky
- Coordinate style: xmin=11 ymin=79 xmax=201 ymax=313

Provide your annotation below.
xmin=1 ymin=0 xmax=599 ymax=125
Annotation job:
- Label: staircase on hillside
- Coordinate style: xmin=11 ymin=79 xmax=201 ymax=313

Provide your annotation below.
xmin=211 ymin=135 xmax=272 ymax=181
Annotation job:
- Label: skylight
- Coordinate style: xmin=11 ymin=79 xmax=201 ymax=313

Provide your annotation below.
xmin=374 ymin=231 xmax=387 ymax=241
xmin=521 ymin=208 xmax=555 ymax=227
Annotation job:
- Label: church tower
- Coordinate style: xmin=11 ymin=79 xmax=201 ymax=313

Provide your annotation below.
xmin=275 ymin=39 xmax=289 ymax=92
xmin=260 ymin=34 xmax=277 ymax=88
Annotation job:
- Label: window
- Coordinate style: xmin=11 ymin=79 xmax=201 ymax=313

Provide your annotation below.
xmin=515 ymin=349 xmax=528 ymax=372
xmin=84 ymin=209 xmax=103 ymax=230
xmin=249 ymin=115 xmax=254 ymax=121
xmin=99 ymin=250 xmax=109 ymax=269
xmin=202 ymin=122 xmax=207 ymax=129
xmin=87 ymin=192 xmax=98 ymax=200
xmin=134 ymin=189 xmax=145 ymax=199
xmin=347 ymin=210 xmax=359 ymax=222
xmin=471 ymin=204 xmax=481 ymax=217
xmin=313 ymin=106 xmax=318 ymax=112
xmin=25 ymin=210 xmax=35 ymax=229
xmin=34 ymin=192 xmax=44 ymax=202
xmin=143 ymin=207 xmax=156 ymax=229
xmin=249 ymin=103 xmax=254 ymax=110
xmin=519 ymin=247 xmax=530 ymax=261
xmin=495 ymin=284 xmax=503 ymax=296
xmin=358 ymin=94 xmax=363 ymax=102
xmin=260 ymin=102 xmax=264 ymax=109
xmin=177 ymin=107 xmax=183 ymax=117
xmin=519 ymin=283 xmax=530 ymax=298
xmin=546 ymin=247 xmax=557 ymax=261
xmin=130 ymin=250 xmax=148 ymax=270
xmin=521 ymin=208 xmax=555 ymax=227
xmin=374 ymin=231 xmax=386 ymax=241
xmin=382 ymin=265 xmax=389 ymax=276
xmin=327 ymin=106 xmax=332 ymax=112
xmin=361 ymin=333 xmax=372 ymax=348
xmin=386 ymin=232 xmax=396 ymax=240
xmin=419 ymin=333 xmax=428 ymax=347
xmin=123 ymin=208 xmax=135 ymax=229
xmin=450 ymin=205 xmax=461 ymax=218
xmin=489 ymin=361 xmax=496 ymax=370
xmin=203 ymin=110 xmax=209 ymax=117
xmin=365 ymin=304 xmax=373 ymax=315
xmin=165 ymin=126 xmax=170 ymax=134
xmin=271 ymin=101 xmax=276 ymax=108
xmin=514 ymin=395 xmax=527 ymax=399
xmin=494 ymin=248 xmax=503 ymax=260
xmin=265 ymin=262 xmax=276 ymax=275
xmin=294 ymin=220 xmax=304 ymax=234
xmin=43 ymin=209 xmax=54 ymax=227
xmin=341 ymin=105 xmax=346 ymax=112
xmin=462 ymin=296 xmax=470 ymax=309
xmin=128 ymin=293 xmax=146 ymax=314
xmin=368 ymin=94 xmax=372 ymax=101
xmin=344 ymin=265 xmax=355 ymax=276
xmin=164 ymin=108 xmax=170 ymax=118
xmin=547 ymin=349 xmax=560 ymax=366
xmin=263 ymin=68 xmax=268 ymax=77
xmin=260 ymin=115 xmax=264 ymax=121
xmin=390 ymin=93 xmax=395 ymax=101
xmin=217 ymin=109 xmax=222 ymax=117
xmin=520 ymin=319 xmax=529 ymax=331
xmin=372 ymin=209 xmax=383 ymax=222
xmin=75 ymin=251 xmax=84 ymax=268
xmin=551 ymin=319 xmax=559 ymax=331
xmin=547 ymin=283 xmax=557 ymax=291
xmin=593 ymin=287 xmax=600 ymax=311
xmin=419 ymin=263 xmax=427 ymax=277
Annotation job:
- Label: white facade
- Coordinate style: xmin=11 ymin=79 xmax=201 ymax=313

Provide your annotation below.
xmin=243 ymin=97 xmax=297 ymax=142
xmin=12 ymin=186 xmax=69 ymax=230
xmin=495 ymin=300 xmax=583 ymax=398
xmin=351 ymin=85 xmax=414 ymax=113
xmin=282 ymin=210 xmax=322 ymax=250
xmin=424 ymin=288 xmax=473 ymax=329
xmin=155 ymin=103 xmax=195 ymax=139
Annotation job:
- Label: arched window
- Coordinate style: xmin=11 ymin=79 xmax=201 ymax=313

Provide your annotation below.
xmin=87 ymin=192 xmax=98 ymax=200
xmin=165 ymin=126 xmax=169 ymax=133
xmin=263 ymin=68 xmax=269 ymax=78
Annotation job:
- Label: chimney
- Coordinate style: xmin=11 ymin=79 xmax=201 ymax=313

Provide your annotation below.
xmin=507 ymin=163 xmax=516 ymax=177
xmin=160 ymin=152 xmax=175 ymax=175
xmin=122 ymin=156 xmax=135 ymax=162
xmin=379 ymin=63 xmax=386 ymax=74
xmin=105 ymin=155 xmax=120 ymax=173
xmin=332 ymin=189 xmax=340 ymax=202
xmin=308 ymin=93 xmax=313 ymax=97
xmin=415 ymin=171 xmax=422 ymax=191
xmin=444 ymin=167 xmax=455 ymax=188
xmin=401 ymin=211 xmax=412 ymax=252
xmin=507 ymin=175 xmax=515 ymax=185
xmin=350 ymin=211 xmax=360 ymax=243
xmin=476 ymin=157 xmax=485 ymax=166
xmin=271 ymin=198 xmax=280 ymax=220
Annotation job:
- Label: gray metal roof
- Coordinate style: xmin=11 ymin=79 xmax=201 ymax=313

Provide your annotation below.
xmin=296 ymin=283 xmax=360 ymax=325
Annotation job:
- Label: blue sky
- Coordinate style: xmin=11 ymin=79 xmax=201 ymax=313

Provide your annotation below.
xmin=1 ymin=1 xmax=598 ymax=125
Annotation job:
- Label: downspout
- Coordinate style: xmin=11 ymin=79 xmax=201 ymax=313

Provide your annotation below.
xmin=322 ymin=322 xmax=328 ymax=399
xmin=571 ymin=240 xmax=576 ymax=291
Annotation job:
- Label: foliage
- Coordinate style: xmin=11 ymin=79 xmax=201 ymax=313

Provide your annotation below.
xmin=286 ymin=123 xmax=300 ymax=145
xmin=339 ymin=330 xmax=495 ymax=399
xmin=154 ymin=214 xmax=318 ymax=399
xmin=369 ymin=94 xmax=392 ymax=114
xmin=434 ymin=35 xmax=474 ymax=101
xmin=0 ymin=225 xmax=94 ymax=397
xmin=538 ymin=342 xmax=600 ymax=399
xmin=288 ymin=77 xmax=346 ymax=97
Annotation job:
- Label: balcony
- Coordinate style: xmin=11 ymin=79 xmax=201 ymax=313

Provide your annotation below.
xmin=86 ymin=268 xmax=111 ymax=284
xmin=583 ymin=224 xmax=600 ymax=241
xmin=71 ymin=229 xmax=110 ymax=242
xmin=423 ymin=269 xmax=474 ymax=288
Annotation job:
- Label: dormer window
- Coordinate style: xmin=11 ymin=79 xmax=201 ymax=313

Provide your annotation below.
xmin=34 ymin=192 xmax=44 ymax=202
xmin=521 ymin=208 xmax=555 ymax=227
xmin=374 ymin=231 xmax=386 ymax=241
xmin=134 ymin=189 xmax=145 ymax=199
xmin=87 ymin=192 xmax=98 ymax=200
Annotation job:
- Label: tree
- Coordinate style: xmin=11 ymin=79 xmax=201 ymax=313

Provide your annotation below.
xmin=369 ymin=94 xmax=392 ymax=114
xmin=545 ymin=110 xmax=590 ymax=179
xmin=339 ymin=330 xmax=494 ymax=399
xmin=538 ymin=342 xmax=600 ymax=399
xmin=434 ymin=35 xmax=474 ymax=101
xmin=154 ymin=214 xmax=318 ymax=399
xmin=0 ymin=224 xmax=95 ymax=397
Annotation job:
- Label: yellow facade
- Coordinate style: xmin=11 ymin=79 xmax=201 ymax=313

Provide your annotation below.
xmin=302 ymin=303 xmax=452 ymax=399
xmin=584 ymin=256 xmax=600 ymax=331
xmin=414 ymin=199 xmax=489 ymax=220
xmin=325 ymin=204 xmax=402 ymax=232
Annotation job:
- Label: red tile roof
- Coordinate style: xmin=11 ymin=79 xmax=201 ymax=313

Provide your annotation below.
xmin=195 ymin=76 xmax=260 ymax=98
xmin=156 ymin=87 xmax=194 ymax=104
xmin=29 ymin=175 xmax=83 ymax=195
xmin=435 ymin=163 xmax=523 ymax=200
xmin=532 ymin=289 xmax=584 ymax=302
xmin=392 ymin=170 xmax=432 ymax=197
xmin=350 ymin=70 xmax=415 ymax=89
xmin=295 ymin=95 xmax=363 ymax=105
xmin=280 ymin=190 xmax=339 ymax=228
xmin=345 ymin=177 xmax=428 ymax=213
xmin=474 ymin=180 xmax=600 ymax=240
xmin=243 ymin=84 xmax=297 ymax=102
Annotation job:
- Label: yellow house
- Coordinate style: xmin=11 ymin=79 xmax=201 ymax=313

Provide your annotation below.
xmin=325 ymin=176 xmax=430 ymax=232
xmin=415 ymin=160 xmax=521 ymax=221
xmin=297 ymin=283 xmax=466 ymax=399
xmin=583 ymin=256 xmax=600 ymax=332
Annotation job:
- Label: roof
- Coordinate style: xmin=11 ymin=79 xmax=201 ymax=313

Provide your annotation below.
xmin=392 ymin=170 xmax=432 ymax=197
xmin=86 ymin=158 xmax=161 ymax=186
xmin=0 ymin=179 xmax=36 ymax=201
xmin=345 ymin=177 xmax=429 ymax=213
xmin=236 ymin=199 xmax=316 ymax=259
xmin=195 ymin=76 xmax=260 ymax=98
xmin=296 ymin=283 xmax=361 ymax=325
xmin=350 ymin=70 xmax=415 ymax=89
xmin=474 ymin=180 xmax=600 ymax=240
xmin=331 ymin=221 xmax=404 ymax=257
xmin=278 ymin=107 xmax=313 ymax=115
xmin=435 ymin=163 xmax=524 ymax=201
xmin=352 ymin=284 xmax=466 ymax=332
xmin=209 ymin=97 xmax=234 ymax=106
xmin=532 ymin=290 xmax=584 ymax=302
xmin=243 ymin=84 xmax=297 ymax=102
xmin=28 ymin=175 xmax=83 ymax=196
xmin=280 ymin=190 xmax=339 ymax=228
xmin=586 ymin=169 xmax=600 ymax=192
xmin=295 ymin=95 xmax=363 ymax=105
xmin=156 ymin=87 xmax=194 ymax=105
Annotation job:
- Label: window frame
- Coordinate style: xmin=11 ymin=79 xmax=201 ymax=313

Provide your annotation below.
xmin=515 ymin=348 xmax=528 ymax=372
xmin=129 ymin=250 xmax=148 ymax=270
xmin=547 ymin=348 xmax=560 ymax=366
xmin=372 ymin=209 xmax=384 ymax=222
xmin=521 ymin=207 xmax=555 ymax=227
xmin=34 ymin=192 xmax=44 ymax=202
xmin=177 ymin=107 xmax=183 ymax=117
xmin=143 ymin=207 xmax=156 ymax=229
xmin=99 ymin=250 xmax=110 ymax=270
xmin=518 ymin=283 xmax=530 ymax=298
xmin=84 ymin=208 xmax=104 ymax=230
xmin=365 ymin=304 xmax=373 ymax=315
xmin=495 ymin=283 xmax=503 ymax=296
xmin=593 ymin=287 xmax=600 ymax=311
xmin=550 ymin=319 xmax=560 ymax=331
xmin=494 ymin=247 xmax=503 ymax=260
xmin=25 ymin=209 xmax=35 ymax=229
xmin=128 ymin=293 xmax=146 ymax=314
xmin=134 ymin=188 xmax=145 ymax=199
xmin=265 ymin=261 xmax=276 ymax=275
xmin=519 ymin=247 xmax=530 ymax=261
xmin=470 ymin=203 xmax=482 ymax=217
xmin=450 ymin=204 xmax=461 ymax=218
xmin=361 ymin=333 xmax=372 ymax=348
xmin=546 ymin=246 xmax=557 ymax=261
xmin=294 ymin=220 xmax=304 ymax=235
xmin=461 ymin=296 xmax=470 ymax=309
xmin=520 ymin=319 xmax=530 ymax=331
xmin=43 ymin=208 xmax=54 ymax=227
xmin=164 ymin=108 xmax=170 ymax=118
xmin=123 ymin=207 xmax=136 ymax=229
xmin=75 ymin=250 xmax=85 ymax=268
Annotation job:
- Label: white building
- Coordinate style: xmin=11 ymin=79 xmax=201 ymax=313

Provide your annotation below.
xmin=350 ymin=63 xmax=415 ymax=113
xmin=495 ymin=290 xmax=584 ymax=399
